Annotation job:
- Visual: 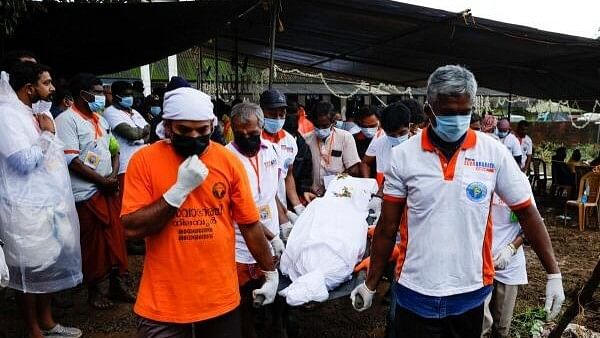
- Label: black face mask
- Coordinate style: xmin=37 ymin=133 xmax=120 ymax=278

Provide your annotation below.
xmin=235 ymin=134 xmax=262 ymax=157
xmin=283 ymin=114 xmax=299 ymax=134
xmin=171 ymin=133 xmax=211 ymax=158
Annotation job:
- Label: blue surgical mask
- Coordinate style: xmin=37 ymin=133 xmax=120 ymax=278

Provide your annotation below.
xmin=335 ymin=120 xmax=344 ymax=129
xmin=361 ymin=127 xmax=378 ymax=139
xmin=315 ymin=127 xmax=331 ymax=140
xmin=150 ymin=106 xmax=161 ymax=117
xmin=496 ymin=130 xmax=509 ymax=139
xmin=431 ymin=109 xmax=471 ymax=142
xmin=388 ymin=134 xmax=409 ymax=148
xmin=86 ymin=94 xmax=106 ymax=113
xmin=264 ymin=118 xmax=285 ymax=134
xmin=118 ymin=95 xmax=134 ymax=109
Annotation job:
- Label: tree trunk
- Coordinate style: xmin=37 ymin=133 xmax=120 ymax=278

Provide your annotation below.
xmin=548 ymin=258 xmax=600 ymax=338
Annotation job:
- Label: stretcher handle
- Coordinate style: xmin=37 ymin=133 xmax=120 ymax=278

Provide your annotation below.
xmin=253 ymin=294 xmax=266 ymax=308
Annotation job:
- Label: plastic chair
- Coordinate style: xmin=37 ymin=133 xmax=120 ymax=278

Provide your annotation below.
xmin=574 ymin=165 xmax=593 ymax=189
xmin=564 ymin=171 xmax=600 ymax=231
xmin=551 ymin=160 xmax=574 ymax=198
xmin=530 ymin=158 xmax=549 ymax=195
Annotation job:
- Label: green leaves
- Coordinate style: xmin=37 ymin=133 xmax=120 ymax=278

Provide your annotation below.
xmin=1 ymin=0 xmax=27 ymax=38
xmin=511 ymin=307 xmax=548 ymax=338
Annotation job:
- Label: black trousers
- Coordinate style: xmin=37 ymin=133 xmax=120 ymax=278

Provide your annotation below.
xmin=394 ymin=303 xmax=485 ymax=338
xmin=137 ymin=307 xmax=242 ymax=338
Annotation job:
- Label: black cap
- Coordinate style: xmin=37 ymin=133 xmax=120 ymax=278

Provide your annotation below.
xmin=260 ymin=89 xmax=287 ymax=109
xmin=166 ymin=76 xmax=191 ymax=92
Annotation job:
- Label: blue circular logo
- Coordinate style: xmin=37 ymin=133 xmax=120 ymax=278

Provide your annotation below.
xmin=466 ymin=182 xmax=488 ymax=202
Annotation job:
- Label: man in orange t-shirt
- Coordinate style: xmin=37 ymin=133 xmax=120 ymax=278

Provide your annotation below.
xmin=121 ymin=87 xmax=277 ymax=338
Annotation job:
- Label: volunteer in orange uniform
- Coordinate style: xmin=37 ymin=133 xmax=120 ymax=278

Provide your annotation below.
xmin=121 ymin=87 xmax=278 ymax=338
xmin=351 ymin=65 xmax=564 ymax=338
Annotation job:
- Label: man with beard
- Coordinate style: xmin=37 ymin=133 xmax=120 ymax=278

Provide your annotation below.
xmin=121 ymin=88 xmax=277 ymax=338
xmin=0 ymin=62 xmax=83 ymax=338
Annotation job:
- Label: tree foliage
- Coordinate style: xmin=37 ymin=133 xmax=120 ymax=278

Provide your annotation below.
xmin=1 ymin=0 xmax=143 ymax=39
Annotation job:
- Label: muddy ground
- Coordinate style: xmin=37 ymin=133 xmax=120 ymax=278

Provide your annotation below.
xmin=1 ymin=200 xmax=599 ymax=337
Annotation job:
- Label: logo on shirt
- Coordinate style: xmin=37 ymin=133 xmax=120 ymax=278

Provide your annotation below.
xmin=281 ymin=145 xmax=295 ymax=153
xmin=466 ymin=182 xmax=488 ymax=202
xmin=264 ymin=159 xmax=278 ymax=169
xmin=464 ymin=157 xmax=496 ymax=173
xmin=212 ymin=182 xmax=226 ymax=199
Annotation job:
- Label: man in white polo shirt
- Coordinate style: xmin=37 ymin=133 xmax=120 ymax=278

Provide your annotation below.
xmin=515 ymin=120 xmax=534 ymax=173
xmin=482 ymin=180 xmax=531 ymax=338
xmin=226 ymin=102 xmax=289 ymax=337
xmin=102 ymin=81 xmax=149 ymax=190
xmin=497 ymin=118 xmax=522 ymax=165
xmin=259 ymin=90 xmax=306 ymax=218
xmin=351 ymin=65 xmax=564 ymax=338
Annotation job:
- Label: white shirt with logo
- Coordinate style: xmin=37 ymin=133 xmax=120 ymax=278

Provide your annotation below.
xmin=226 ymin=140 xmax=282 ymax=264
xmin=383 ymin=129 xmax=531 ymax=297
xmin=103 ymin=106 xmax=148 ymax=175
xmin=55 ymin=108 xmax=114 ymax=202
xmin=271 ymin=131 xmax=298 ymax=206
xmin=500 ymin=133 xmax=523 ymax=159
xmin=517 ymin=135 xmax=533 ymax=169
xmin=491 ymin=189 xmax=530 ymax=286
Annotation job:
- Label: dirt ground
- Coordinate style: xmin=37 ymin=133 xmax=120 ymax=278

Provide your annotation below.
xmin=1 ymin=201 xmax=599 ymax=338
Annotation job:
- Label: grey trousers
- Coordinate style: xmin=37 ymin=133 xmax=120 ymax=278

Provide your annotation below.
xmin=482 ymin=281 xmax=519 ymax=338
xmin=136 ymin=307 xmax=241 ymax=338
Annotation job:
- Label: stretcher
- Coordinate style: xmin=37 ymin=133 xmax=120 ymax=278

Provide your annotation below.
xmin=253 ymin=214 xmax=376 ymax=338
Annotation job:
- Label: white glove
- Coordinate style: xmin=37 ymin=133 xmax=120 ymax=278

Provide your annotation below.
xmin=270 ymin=236 xmax=285 ymax=258
xmin=493 ymin=243 xmax=517 ymax=270
xmin=545 ymin=273 xmax=565 ymax=321
xmin=253 ymin=270 xmax=279 ymax=305
xmin=286 ymin=210 xmax=298 ymax=225
xmin=293 ymin=204 xmax=305 ymax=215
xmin=163 ymin=155 xmax=209 ymax=208
xmin=367 ymin=196 xmax=382 ymax=215
xmin=280 ymin=222 xmax=293 ymax=241
xmin=350 ymin=282 xmax=376 ymax=312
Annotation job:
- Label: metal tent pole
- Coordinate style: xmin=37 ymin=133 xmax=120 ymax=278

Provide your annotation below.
xmin=268 ymin=0 xmax=280 ymax=89
xmin=214 ymin=38 xmax=219 ymax=116
xmin=234 ymin=26 xmax=240 ymax=98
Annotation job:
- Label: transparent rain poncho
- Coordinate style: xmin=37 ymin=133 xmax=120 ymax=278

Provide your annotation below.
xmin=0 ymin=82 xmax=82 ymax=293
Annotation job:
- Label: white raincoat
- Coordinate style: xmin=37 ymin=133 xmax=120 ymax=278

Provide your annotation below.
xmin=0 ymin=78 xmax=82 ymax=293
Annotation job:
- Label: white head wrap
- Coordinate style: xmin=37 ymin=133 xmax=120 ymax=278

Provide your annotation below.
xmin=156 ymin=87 xmax=216 ymax=139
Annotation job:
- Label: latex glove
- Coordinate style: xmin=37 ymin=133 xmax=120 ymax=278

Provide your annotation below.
xmin=350 ymin=282 xmax=376 ymax=312
xmin=286 ymin=210 xmax=298 ymax=225
xmin=163 ymin=155 xmax=209 ymax=208
xmin=253 ymin=270 xmax=279 ymax=305
xmin=545 ymin=273 xmax=565 ymax=321
xmin=280 ymin=222 xmax=293 ymax=241
xmin=270 ymin=236 xmax=285 ymax=258
xmin=367 ymin=196 xmax=382 ymax=215
xmin=293 ymin=204 xmax=306 ymax=215
xmin=493 ymin=243 xmax=517 ymax=270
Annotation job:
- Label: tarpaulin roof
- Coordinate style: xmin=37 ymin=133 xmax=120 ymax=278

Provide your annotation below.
xmin=216 ymin=0 xmax=600 ymax=100
xmin=4 ymin=0 xmax=600 ymax=100
xmin=2 ymin=0 xmax=260 ymax=77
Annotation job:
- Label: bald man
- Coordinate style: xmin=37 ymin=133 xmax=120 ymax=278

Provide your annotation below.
xmin=496 ymin=118 xmax=522 ymax=165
